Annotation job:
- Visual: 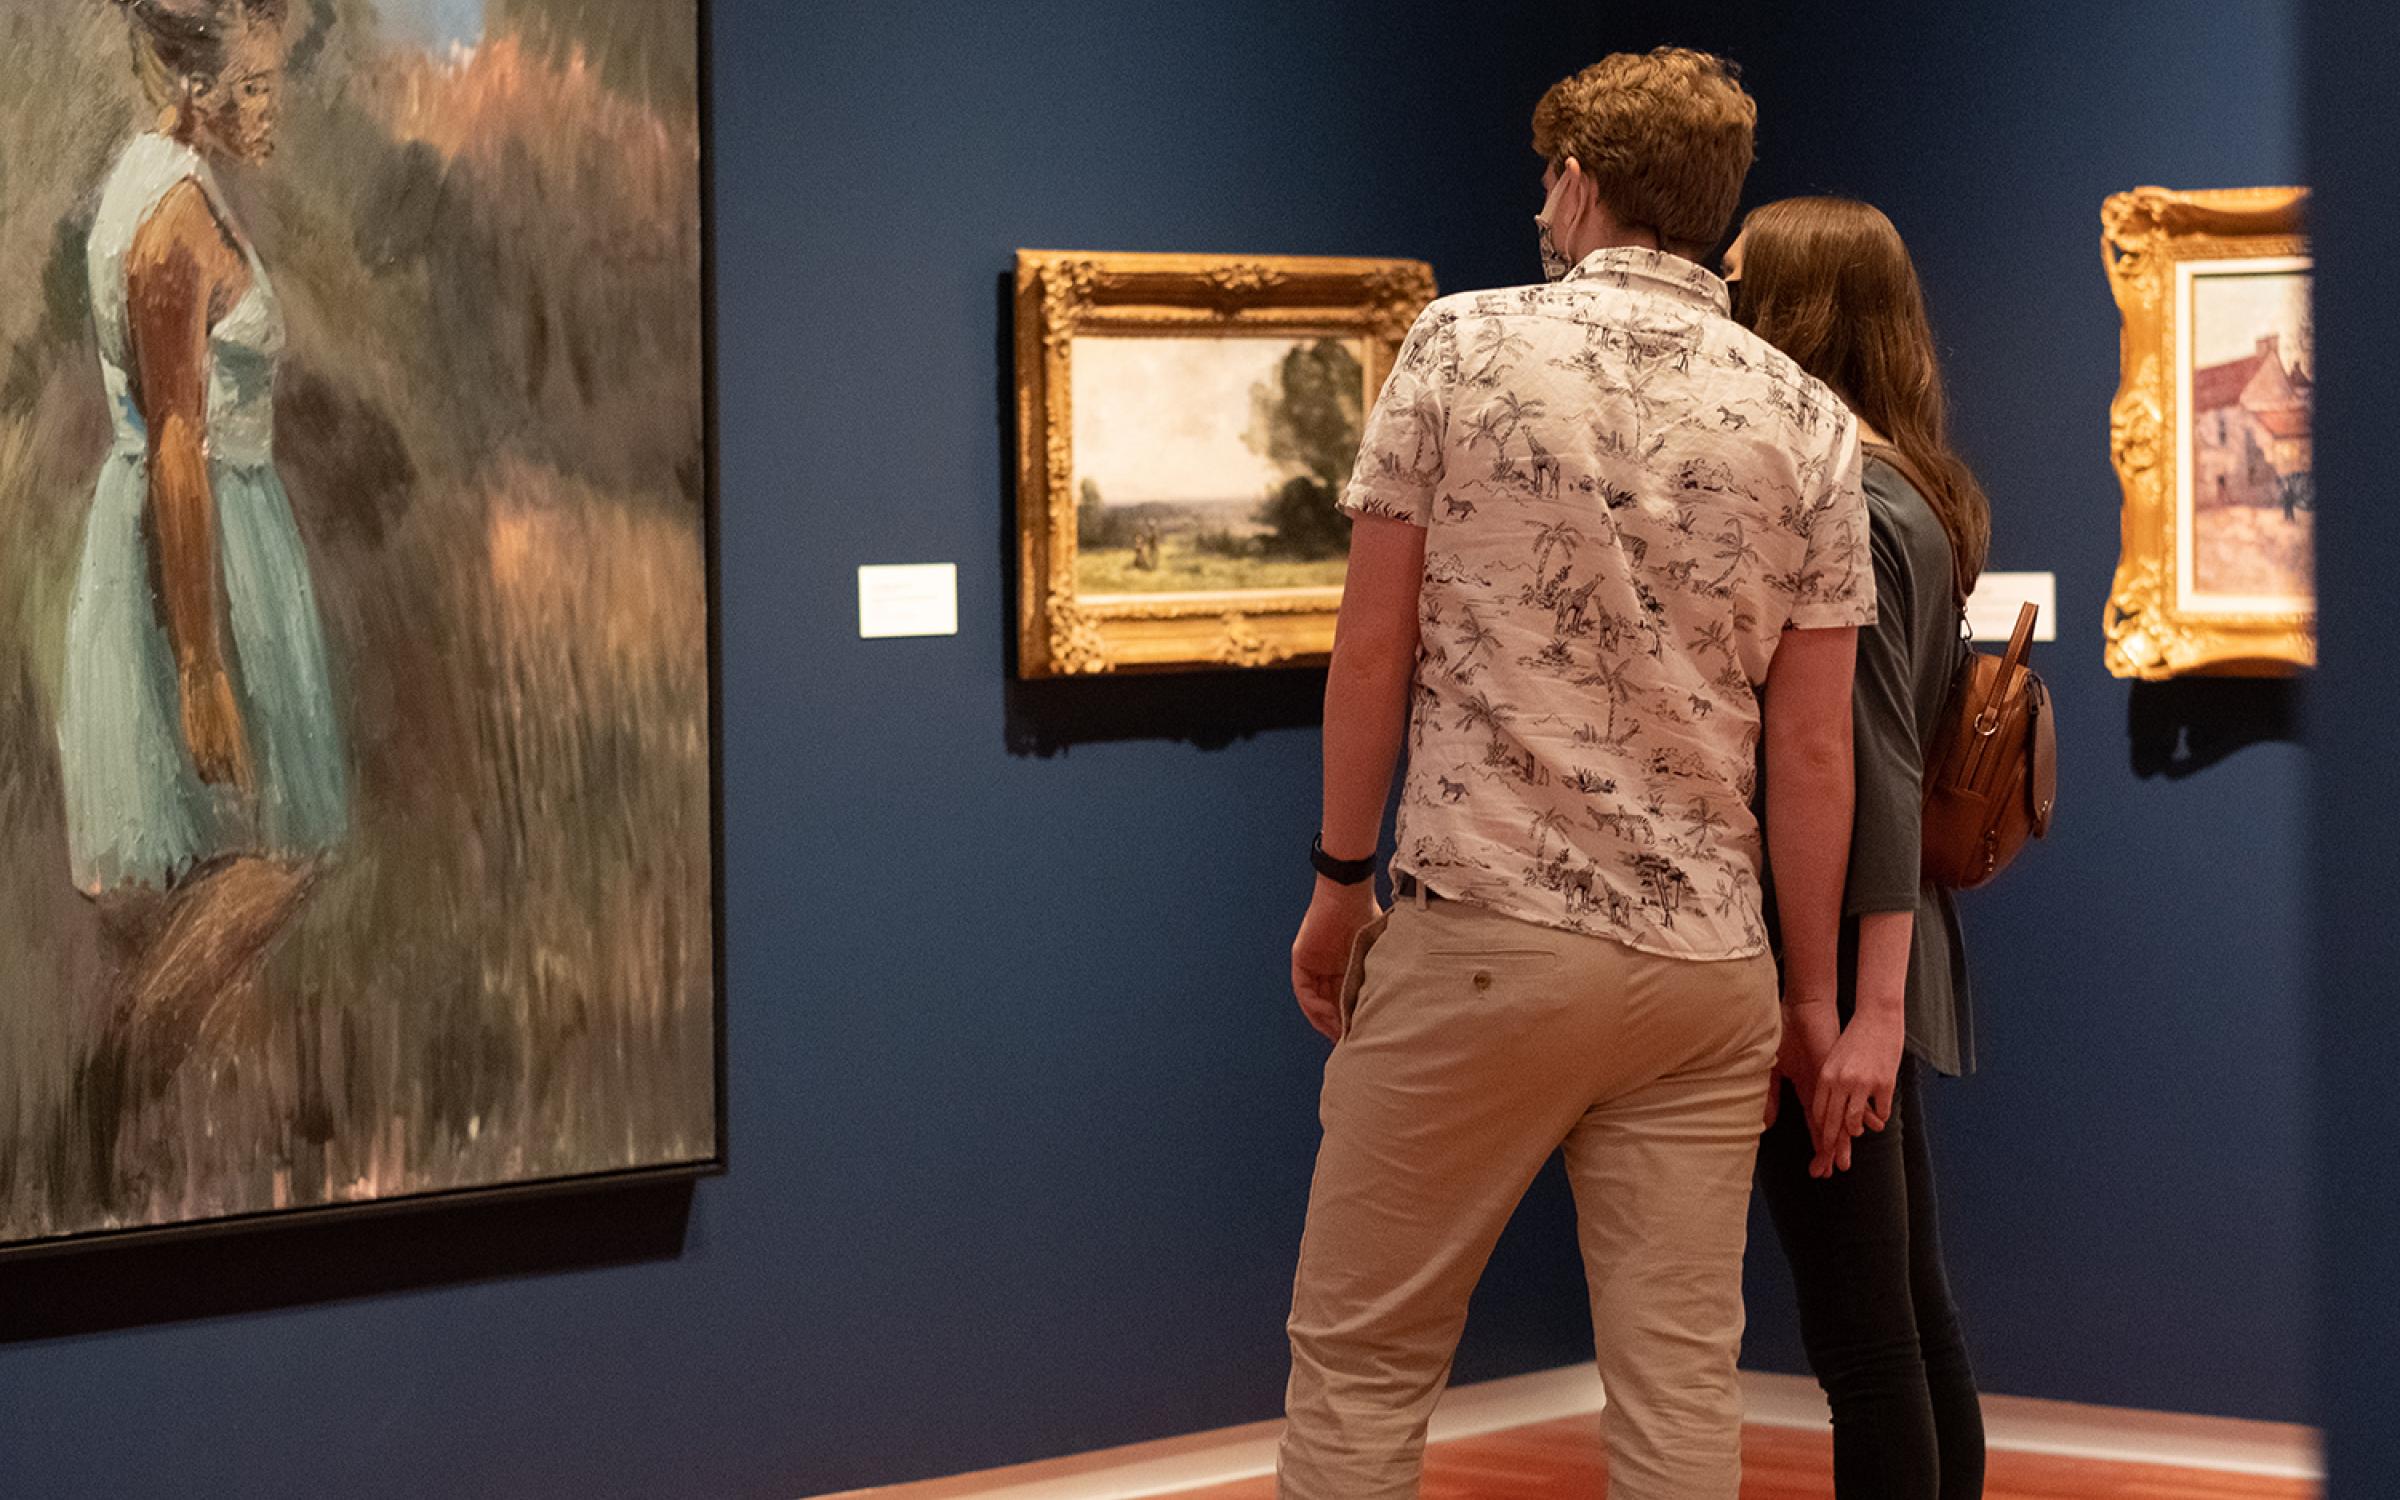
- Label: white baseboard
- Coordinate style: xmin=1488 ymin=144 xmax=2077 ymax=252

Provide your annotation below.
xmin=1738 ymin=1371 xmax=2319 ymax=1482
xmin=803 ymin=1367 xmax=1599 ymax=1500
xmin=811 ymin=1362 xmax=2321 ymax=1499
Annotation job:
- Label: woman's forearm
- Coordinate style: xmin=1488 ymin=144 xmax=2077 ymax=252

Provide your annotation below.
xmin=1853 ymin=909 xmax=1913 ymax=1022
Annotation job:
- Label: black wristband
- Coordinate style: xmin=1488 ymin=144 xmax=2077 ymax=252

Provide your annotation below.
xmin=1311 ymin=834 xmax=1377 ymax=886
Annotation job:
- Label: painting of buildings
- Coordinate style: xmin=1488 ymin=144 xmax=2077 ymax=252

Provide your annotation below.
xmin=2187 ymin=270 xmax=2313 ymax=603
xmin=2193 ymin=333 xmax=2311 ymax=512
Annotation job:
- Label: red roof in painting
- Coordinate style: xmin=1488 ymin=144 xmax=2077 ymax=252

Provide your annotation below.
xmin=2193 ymin=350 xmax=2271 ymax=412
xmin=2255 ymin=406 xmax=2311 ymax=439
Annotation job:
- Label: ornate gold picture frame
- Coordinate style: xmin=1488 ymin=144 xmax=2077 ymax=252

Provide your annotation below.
xmin=2102 ymin=186 xmax=2313 ymax=679
xmin=1014 ymin=250 xmax=1435 ymax=677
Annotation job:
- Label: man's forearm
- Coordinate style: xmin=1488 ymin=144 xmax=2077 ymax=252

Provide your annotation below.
xmin=1767 ymin=728 xmax=1853 ymax=1004
xmin=1319 ymin=640 xmax=1413 ymax=861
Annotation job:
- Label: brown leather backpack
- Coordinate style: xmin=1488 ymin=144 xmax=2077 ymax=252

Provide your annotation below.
xmin=1921 ymin=600 xmax=2057 ymax=888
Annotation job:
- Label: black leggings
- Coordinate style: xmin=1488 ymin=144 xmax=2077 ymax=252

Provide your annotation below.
xmin=1758 ymin=1056 xmax=1986 ymax=1500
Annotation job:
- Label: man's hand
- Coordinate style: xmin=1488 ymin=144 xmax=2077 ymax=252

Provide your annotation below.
xmin=1810 ymin=1004 xmax=1905 ymax=1177
xmin=1773 ymin=994 xmax=1840 ymax=1134
xmin=1291 ymin=878 xmax=1383 ymax=1042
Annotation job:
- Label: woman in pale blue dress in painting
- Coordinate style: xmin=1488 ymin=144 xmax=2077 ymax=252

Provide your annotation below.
xmin=70 ymin=0 xmax=346 ymax=1091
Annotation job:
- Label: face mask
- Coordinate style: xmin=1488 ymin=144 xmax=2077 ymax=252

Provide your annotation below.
xmin=1535 ymin=215 xmax=1572 ymax=282
xmin=1535 ymin=168 xmax=1576 ymax=282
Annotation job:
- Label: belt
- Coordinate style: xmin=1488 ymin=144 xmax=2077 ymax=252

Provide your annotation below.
xmin=1393 ymin=874 xmax=1446 ymax=903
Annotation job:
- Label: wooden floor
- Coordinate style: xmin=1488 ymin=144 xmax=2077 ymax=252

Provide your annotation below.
xmin=1172 ymin=1416 xmax=2320 ymax=1499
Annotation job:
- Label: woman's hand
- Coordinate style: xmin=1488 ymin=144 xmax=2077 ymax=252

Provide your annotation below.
xmin=179 ymin=660 xmax=254 ymax=793
xmin=1291 ymin=879 xmax=1383 ymax=1042
xmin=1808 ymin=1004 xmax=1905 ymax=1177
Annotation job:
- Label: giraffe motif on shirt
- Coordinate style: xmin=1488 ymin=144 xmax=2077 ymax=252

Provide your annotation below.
xmin=1525 ymin=424 xmax=1562 ymax=502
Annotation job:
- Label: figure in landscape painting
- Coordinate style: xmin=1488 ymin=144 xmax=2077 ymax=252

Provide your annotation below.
xmin=0 ymin=0 xmax=715 ymax=1248
xmin=67 ymin=0 xmax=350 ymax=1120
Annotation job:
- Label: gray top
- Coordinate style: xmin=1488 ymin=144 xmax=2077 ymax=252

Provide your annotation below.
xmin=1843 ymin=455 xmax=1975 ymax=1075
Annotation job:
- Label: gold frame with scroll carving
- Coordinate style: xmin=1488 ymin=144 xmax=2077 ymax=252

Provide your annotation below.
xmin=1013 ymin=250 xmax=1435 ymax=678
xmin=2102 ymin=186 xmax=2313 ymax=679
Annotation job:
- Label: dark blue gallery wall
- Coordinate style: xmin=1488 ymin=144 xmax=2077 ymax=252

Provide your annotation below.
xmin=1722 ymin=0 xmax=2314 ymax=1421
xmin=2303 ymin=4 xmax=2400 ymax=1496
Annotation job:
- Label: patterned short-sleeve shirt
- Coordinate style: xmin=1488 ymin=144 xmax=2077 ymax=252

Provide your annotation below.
xmin=1342 ymin=247 xmax=1875 ymax=960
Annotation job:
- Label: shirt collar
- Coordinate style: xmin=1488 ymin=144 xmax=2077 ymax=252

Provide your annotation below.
xmin=1559 ymin=246 xmax=1732 ymax=317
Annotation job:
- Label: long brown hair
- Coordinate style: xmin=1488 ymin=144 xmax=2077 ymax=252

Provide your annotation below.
xmin=1733 ymin=196 xmax=1990 ymax=604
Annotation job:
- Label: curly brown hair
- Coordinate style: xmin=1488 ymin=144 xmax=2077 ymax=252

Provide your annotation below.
xmin=1531 ymin=48 xmax=1757 ymax=260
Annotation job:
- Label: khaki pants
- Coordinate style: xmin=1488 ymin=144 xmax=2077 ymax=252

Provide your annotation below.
xmin=1278 ymin=896 xmax=1780 ymax=1500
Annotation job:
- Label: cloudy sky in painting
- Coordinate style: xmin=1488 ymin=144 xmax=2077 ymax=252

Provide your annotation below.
xmin=380 ymin=0 xmax=488 ymax=52
xmin=2193 ymin=267 xmax=2311 ymax=373
xmin=1071 ymin=335 xmax=1315 ymax=507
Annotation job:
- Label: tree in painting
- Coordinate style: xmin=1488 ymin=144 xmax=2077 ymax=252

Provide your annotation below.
xmin=1250 ymin=337 xmax=1365 ymax=561
xmin=0 ymin=0 xmax=713 ymax=1246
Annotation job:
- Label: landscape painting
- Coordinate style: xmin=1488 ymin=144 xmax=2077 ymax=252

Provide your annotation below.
xmin=1070 ymin=334 xmax=1364 ymax=598
xmin=2182 ymin=260 xmax=2313 ymax=609
xmin=1014 ymin=250 xmax=1433 ymax=676
xmin=0 ymin=0 xmax=716 ymax=1251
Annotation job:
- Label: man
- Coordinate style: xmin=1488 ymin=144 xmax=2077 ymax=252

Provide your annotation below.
xmin=1280 ymin=48 xmax=1873 ymax=1500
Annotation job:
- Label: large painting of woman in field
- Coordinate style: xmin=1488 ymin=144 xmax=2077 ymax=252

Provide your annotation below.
xmin=0 ymin=0 xmax=715 ymax=1249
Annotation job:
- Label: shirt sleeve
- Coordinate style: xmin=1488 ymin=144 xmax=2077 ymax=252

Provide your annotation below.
xmin=1338 ymin=306 xmax=1451 ymax=528
xmin=1844 ymin=498 xmax=1924 ymax=915
xmin=1786 ymin=412 xmax=1878 ymax=630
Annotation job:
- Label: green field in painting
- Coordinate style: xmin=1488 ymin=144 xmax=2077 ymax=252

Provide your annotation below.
xmin=0 ymin=0 xmax=713 ymax=1243
xmin=1079 ymin=543 xmax=1348 ymax=595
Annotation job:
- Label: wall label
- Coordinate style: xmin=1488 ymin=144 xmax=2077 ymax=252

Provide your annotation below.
xmin=858 ymin=564 xmax=960 ymax=640
xmin=1967 ymin=570 xmax=2058 ymax=643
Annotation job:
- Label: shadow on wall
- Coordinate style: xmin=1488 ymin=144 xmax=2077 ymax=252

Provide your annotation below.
xmin=1005 ymin=668 xmax=1328 ymax=756
xmin=0 ymin=1178 xmax=694 ymax=1344
xmin=2126 ymin=676 xmax=2306 ymax=779
xmin=989 ymin=271 xmax=1332 ymax=757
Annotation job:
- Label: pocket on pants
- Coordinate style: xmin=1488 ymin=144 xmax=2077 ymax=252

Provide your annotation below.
xmin=1417 ymin=947 xmax=1562 ymax=975
xmin=1335 ymin=912 xmax=1390 ymax=1042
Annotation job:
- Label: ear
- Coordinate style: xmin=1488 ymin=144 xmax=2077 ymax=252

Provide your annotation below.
xmin=1555 ymin=156 xmax=1602 ymax=226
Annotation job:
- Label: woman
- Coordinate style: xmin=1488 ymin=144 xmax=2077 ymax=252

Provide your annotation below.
xmin=1728 ymin=197 xmax=1991 ymax=1500
xmin=67 ymin=0 xmax=345 ymax=1094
